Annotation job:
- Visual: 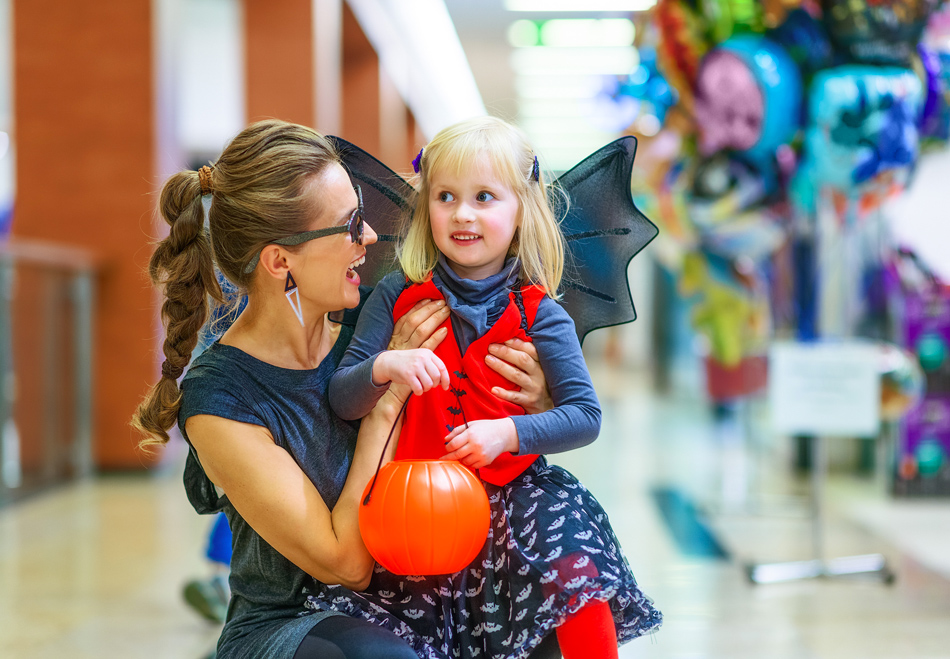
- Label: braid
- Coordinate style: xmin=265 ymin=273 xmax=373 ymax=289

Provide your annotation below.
xmin=132 ymin=170 xmax=223 ymax=448
xmin=132 ymin=119 xmax=340 ymax=449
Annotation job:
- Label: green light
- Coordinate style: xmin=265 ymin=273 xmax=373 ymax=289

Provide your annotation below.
xmin=507 ymin=20 xmax=540 ymax=48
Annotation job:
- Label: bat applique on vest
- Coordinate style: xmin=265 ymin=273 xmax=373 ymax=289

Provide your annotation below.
xmin=391 ymin=277 xmax=546 ymax=486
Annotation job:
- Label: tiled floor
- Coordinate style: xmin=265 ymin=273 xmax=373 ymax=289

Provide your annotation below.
xmin=2 ymin=361 xmax=950 ymax=658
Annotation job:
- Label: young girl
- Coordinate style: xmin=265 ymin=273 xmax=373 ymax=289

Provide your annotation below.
xmin=315 ymin=116 xmax=661 ymax=659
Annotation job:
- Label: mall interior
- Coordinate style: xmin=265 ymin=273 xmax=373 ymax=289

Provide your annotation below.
xmin=1 ymin=0 xmax=950 ymax=657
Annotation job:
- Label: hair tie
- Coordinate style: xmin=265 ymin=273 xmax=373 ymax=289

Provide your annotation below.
xmin=198 ymin=165 xmax=214 ymax=195
xmin=412 ymin=148 xmax=424 ymax=174
xmin=531 ymin=156 xmax=540 ymax=183
xmin=161 ymin=360 xmax=185 ymax=380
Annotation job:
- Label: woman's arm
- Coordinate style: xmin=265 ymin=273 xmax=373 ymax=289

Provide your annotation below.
xmin=186 ymin=390 xmax=405 ymax=591
xmin=330 ymin=275 xmax=450 ymax=419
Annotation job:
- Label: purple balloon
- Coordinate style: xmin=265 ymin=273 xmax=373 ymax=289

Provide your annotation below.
xmin=694 ymin=50 xmax=764 ymax=155
xmin=917 ymin=43 xmax=943 ymax=137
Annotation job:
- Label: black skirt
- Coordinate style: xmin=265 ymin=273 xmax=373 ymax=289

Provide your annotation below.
xmin=305 ymin=458 xmax=662 ymax=659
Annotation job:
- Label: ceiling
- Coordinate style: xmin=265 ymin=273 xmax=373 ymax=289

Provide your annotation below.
xmin=441 ymin=0 xmax=650 ymax=170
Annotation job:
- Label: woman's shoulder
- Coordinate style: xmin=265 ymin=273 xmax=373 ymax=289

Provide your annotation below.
xmin=184 ymin=341 xmax=253 ymax=387
xmin=179 ymin=343 xmax=268 ymax=427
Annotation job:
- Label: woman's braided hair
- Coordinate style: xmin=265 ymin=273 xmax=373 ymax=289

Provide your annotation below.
xmin=132 ymin=120 xmax=339 ymax=447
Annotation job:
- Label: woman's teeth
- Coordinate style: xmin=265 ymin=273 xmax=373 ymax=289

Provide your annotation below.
xmin=346 ymin=255 xmax=364 ymax=281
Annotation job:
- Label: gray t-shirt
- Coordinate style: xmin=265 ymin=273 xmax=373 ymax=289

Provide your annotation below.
xmin=179 ymin=325 xmax=358 ymax=659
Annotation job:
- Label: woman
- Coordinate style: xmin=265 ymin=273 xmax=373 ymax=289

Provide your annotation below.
xmin=131 ymin=120 xmax=552 ymax=659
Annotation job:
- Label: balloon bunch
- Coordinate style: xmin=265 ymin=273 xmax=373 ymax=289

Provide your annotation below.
xmin=625 ymin=0 xmax=950 ymax=398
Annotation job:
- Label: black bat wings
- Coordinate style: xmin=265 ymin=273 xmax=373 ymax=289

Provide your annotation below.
xmin=328 ymin=135 xmax=658 ymax=345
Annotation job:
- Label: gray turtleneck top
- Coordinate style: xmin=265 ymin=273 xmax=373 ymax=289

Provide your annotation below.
xmin=329 ymin=258 xmax=601 ymax=456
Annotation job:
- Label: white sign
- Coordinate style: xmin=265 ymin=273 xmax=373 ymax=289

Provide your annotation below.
xmin=769 ymin=341 xmax=881 ymax=437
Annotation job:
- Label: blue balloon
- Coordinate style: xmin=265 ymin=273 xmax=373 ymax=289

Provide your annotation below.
xmin=792 ymin=66 xmax=922 ymax=212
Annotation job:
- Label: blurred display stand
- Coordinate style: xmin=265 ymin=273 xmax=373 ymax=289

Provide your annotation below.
xmin=746 ymin=340 xmax=894 ymax=584
xmin=0 ymin=238 xmax=99 ymax=506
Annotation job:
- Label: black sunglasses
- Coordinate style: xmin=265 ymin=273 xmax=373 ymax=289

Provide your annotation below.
xmin=243 ymin=185 xmax=364 ymax=274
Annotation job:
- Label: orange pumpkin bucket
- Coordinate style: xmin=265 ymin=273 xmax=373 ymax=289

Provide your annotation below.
xmin=359 ymin=459 xmax=490 ymax=576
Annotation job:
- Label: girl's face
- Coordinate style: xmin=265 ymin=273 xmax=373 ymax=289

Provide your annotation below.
xmin=427 ymin=156 xmax=520 ymax=281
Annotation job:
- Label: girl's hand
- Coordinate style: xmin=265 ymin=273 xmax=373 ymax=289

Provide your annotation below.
xmin=389 ymin=299 xmax=450 ymax=351
xmin=442 ymin=418 xmax=519 ymax=470
xmin=373 ymin=348 xmax=450 ymax=396
xmin=485 ymin=339 xmax=553 ymax=415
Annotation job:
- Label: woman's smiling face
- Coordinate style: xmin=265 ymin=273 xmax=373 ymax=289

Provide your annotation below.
xmin=294 ymin=163 xmax=377 ymax=310
xmin=427 ymin=155 xmax=520 ymax=281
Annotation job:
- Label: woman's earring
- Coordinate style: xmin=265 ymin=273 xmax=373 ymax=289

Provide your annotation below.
xmin=285 ymin=271 xmax=305 ymax=327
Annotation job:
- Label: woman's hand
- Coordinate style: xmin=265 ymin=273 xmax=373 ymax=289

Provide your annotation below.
xmin=442 ymin=418 xmax=519 ymax=469
xmin=485 ymin=338 xmax=553 ymax=415
xmin=388 ymin=299 xmax=450 ymax=351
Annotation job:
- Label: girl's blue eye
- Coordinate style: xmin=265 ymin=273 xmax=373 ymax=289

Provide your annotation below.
xmin=439 ymin=191 xmax=454 ymax=202
xmin=476 ymin=191 xmax=495 ymax=203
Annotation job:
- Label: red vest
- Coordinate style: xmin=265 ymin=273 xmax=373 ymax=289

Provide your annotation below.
xmin=392 ymin=278 xmax=544 ymax=486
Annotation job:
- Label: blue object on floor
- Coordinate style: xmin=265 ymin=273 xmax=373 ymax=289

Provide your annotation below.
xmin=651 ymin=487 xmax=729 ymax=559
xmin=206 ymin=512 xmax=233 ymax=566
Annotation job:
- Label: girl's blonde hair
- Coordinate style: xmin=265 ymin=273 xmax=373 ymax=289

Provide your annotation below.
xmin=398 ymin=116 xmax=564 ymax=298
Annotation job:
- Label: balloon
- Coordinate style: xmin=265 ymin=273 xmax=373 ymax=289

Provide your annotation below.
xmin=878 ymin=342 xmax=926 ymax=421
xmin=792 ymin=66 xmax=922 ymax=212
xmin=654 ymin=0 xmax=711 ymax=114
xmin=694 ymin=50 xmax=764 ymax=154
xmin=914 ymin=44 xmax=950 ymax=142
xmin=914 ymin=45 xmax=943 ymax=133
xmin=917 ymin=331 xmax=947 ymax=371
xmin=923 ymin=0 xmax=950 ymax=46
xmin=686 ymin=154 xmax=786 ymax=260
xmin=359 ymin=460 xmax=490 ymax=576
xmin=693 ymin=36 xmax=803 ymax=187
xmin=606 ymin=48 xmax=677 ymax=132
xmin=702 ymin=0 xmax=765 ymax=41
xmin=760 ymin=0 xmax=806 ymax=28
xmin=821 ymin=0 xmax=940 ymax=66
xmin=592 ymin=76 xmax=642 ymax=133
xmin=916 ymin=438 xmax=946 ymax=475
xmin=767 ymin=7 xmax=835 ymax=77
xmin=690 ymin=154 xmax=767 ymax=215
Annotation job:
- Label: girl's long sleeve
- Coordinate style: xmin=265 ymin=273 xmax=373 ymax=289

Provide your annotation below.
xmin=511 ymin=297 xmax=602 ymax=456
xmin=328 ymin=273 xmax=404 ymax=420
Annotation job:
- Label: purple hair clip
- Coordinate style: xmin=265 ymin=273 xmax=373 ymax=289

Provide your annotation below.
xmin=531 ymin=155 xmax=540 ymax=183
xmin=412 ymin=148 xmax=424 ymax=174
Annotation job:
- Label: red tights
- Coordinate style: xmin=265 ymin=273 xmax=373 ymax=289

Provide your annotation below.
xmin=554 ymin=600 xmax=618 ymax=659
